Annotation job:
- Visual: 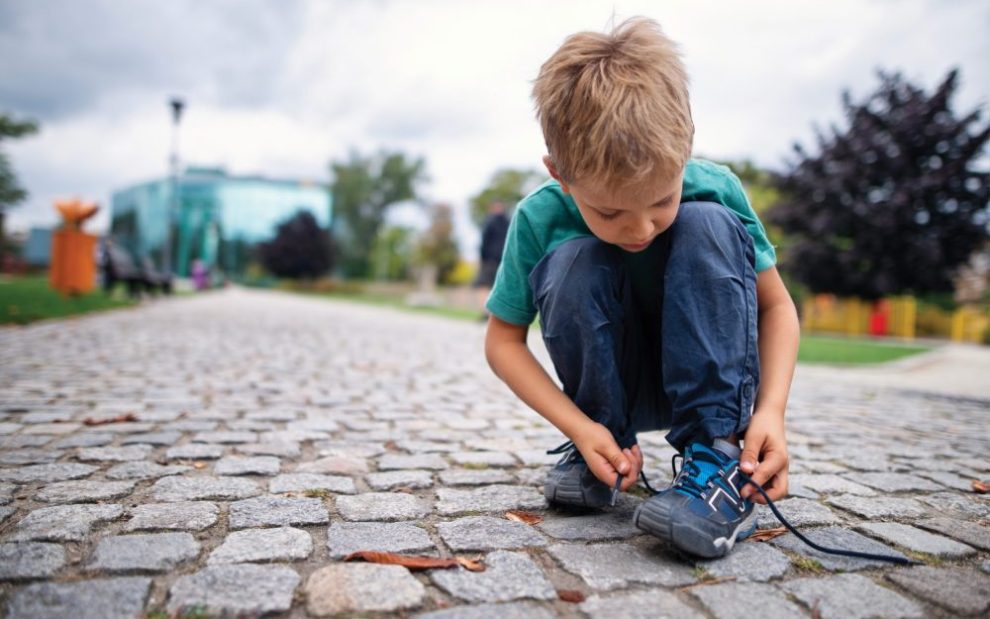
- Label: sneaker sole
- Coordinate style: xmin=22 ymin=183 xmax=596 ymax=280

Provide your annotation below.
xmin=633 ymin=499 xmax=756 ymax=558
xmin=544 ymin=471 xmax=610 ymax=508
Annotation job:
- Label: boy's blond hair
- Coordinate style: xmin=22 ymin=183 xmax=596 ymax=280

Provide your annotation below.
xmin=533 ymin=17 xmax=693 ymax=188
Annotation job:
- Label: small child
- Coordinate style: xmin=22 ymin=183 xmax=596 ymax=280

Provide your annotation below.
xmin=484 ymin=17 xmax=800 ymax=558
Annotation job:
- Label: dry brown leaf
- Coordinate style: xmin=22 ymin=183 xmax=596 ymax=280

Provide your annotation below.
xmin=193 ymin=462 xmax=206 ymax=470
xmin=505 ymin=510 xmax=543 ymax=525
xmin=344 ymin=551 xmax=486 ymax=572
xmin=557 ymin=589 xmax=586 ymax=603
xmin=384 ymin=440 xmax=399 ymax=452
xmin=972 ymin=480 xmax=990 ymax=494
xmin=746 ymin=527 xmax=788 ymax=542
xmin=83 ymin=413 xmax=138 ymax=426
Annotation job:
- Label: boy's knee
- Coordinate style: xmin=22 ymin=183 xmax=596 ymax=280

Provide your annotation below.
xmin=669 ymin=202 xmax=755 ymax=275
xmin=530 ymin=236 xmax=623 ymax=320
xmin=675 ymin=202 xmax=747 ymax=240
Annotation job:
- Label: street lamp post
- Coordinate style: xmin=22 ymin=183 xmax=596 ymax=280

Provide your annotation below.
xmin=164 ymin=97 xmax=185 ymax=276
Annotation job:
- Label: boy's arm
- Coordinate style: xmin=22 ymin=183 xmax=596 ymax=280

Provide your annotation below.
xmin=485 ymin=316 xmax=640 ymax=489
xmin=740 ymin=265 xmax=800 ymax=503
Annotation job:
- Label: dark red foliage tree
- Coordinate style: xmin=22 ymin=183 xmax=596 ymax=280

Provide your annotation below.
xmin=768 ymin=69 xmax=990 ymax=300
xmin=258 ymin=210 xmax=333 ymax=279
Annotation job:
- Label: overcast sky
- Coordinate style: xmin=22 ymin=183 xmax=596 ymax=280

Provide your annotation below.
xmin=2 ymin=0 xmax=988 ymax=254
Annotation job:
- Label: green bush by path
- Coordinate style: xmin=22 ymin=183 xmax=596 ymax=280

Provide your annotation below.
xmin=798 ymin=334 xmax=932 ymax=365
xmin=0 ymin=275 xmax=136 ymax=325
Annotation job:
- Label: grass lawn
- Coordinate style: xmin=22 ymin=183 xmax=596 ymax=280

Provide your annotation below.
xmin=798 ymin=334 xmax=932 ymax=365
xmin=0 ymin=275 xmax=136 ymax=325
xmin=295 ymin=288 xmax=484 ymax=322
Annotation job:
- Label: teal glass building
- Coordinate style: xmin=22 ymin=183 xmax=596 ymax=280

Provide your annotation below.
xmin=110 ymin=167 xmax=331 ymax=277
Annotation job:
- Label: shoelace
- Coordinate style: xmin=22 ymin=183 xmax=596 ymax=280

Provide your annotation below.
xmin=547 ymin=441 xmax=911 ymax=565
xmin=665 ymin=452 xmax=912 ymax=565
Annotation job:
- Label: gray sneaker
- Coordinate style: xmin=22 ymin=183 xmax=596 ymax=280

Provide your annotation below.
xmin=544 ymin=442 xmax=612 ymax=508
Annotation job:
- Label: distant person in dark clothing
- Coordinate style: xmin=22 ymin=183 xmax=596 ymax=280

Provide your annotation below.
xmin=475 ymin=200 xmax=510 ymax=318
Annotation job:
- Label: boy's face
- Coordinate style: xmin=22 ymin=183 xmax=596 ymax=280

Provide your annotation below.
xmin=544 ymin=156 xmax=684 ymax=253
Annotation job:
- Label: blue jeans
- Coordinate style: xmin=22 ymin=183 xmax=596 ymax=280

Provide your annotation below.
xmin=529 ymin=202 xmax=759 ymax=452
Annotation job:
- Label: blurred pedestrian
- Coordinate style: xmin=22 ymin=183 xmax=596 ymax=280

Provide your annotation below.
xmin=474 ymin=200 xmax=510 ymax=319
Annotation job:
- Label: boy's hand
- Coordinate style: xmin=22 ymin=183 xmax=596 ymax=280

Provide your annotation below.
xmin=573 ymin=422 xmax=642 ymax=491
xmin=739 ymin=410 xmax=789 ymax=503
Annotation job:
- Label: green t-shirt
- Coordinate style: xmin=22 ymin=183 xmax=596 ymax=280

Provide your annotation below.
xmin=487 ymin=158 xmax=776 ymax=325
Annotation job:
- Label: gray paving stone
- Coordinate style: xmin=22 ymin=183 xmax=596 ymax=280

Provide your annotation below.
xmin=152 ymin=475 xmax=262 ymax=501
xmin=548 ymin=543 xmax=696 ymax=588
xmin=118 ymin=431 xmax=179 ymax=445
xmin=788 ymin=474 xmax=877 ymax=496
xmin=236 ymin=441 xmax=302 ymax=457
xmin=317 ymin=440 xmax=386 ymax=458
xmin=164 ymin=443 xmax=224 ymax=460
xmin=6 ymin=577 xmax=152 ymax=619
xmin=915 ymin=470 xmax=974 ymax=491
xmin=845 ymin=472 xmax=945 ymax=492
xmin=782 ymin=573 xmax=924 ymax=619
xmin=537 ymin=508 xmax=640 ymax=541
xmin=208 ymin=526 xmax=312 ymax=564
xmin=125 ymin=502 xmax=219 ymax=531
xmin=755 ymin=497 xmax=842 ymax=529
xmin=88 ymin=532 xmax=200 ymax=572
xmin=51 ymin=433 xmax=113 ymax=449
xmin=269 ymin=473 xmax=356 ymax=494
xmin=215 ymin=455 xmax=281 ymax=475
xmin=919 ymin=492 xmax=990 ymax=517
xmin=366 ymin=469 xmax=434 ymax=490
xmin=106 ymin=461 xmax=191 ymax=480
xmin=0 ymin=422 xmax=20 ymax=434
xmin=0 ymin=449 xmax=59 ymax=465
xmin=430 ymin=550 xmax=556 ymax=603
xmin=395 ymin=439 xmax=461 ymax=453
xmin=297 ymin=455 xmax=368 ymax=474
xmin=3 ymin=435 xmax=53 ymax=448
xmin=438 ymin=468 xmax=514 ymax=485
xmin=438 ymin=516 xmax=548 ymax=551
xmin=191 ymin=430 xmax=258 ymax=444
xmin=915 ymin=517 xmax=990 ymax=550
xmin=76 ymin=446 xmax=153 ymax=464
xmin=436 ymin=485 xmax=546 ymax=515
xmin=327 ymin=521 xmax=436 ymax=558
xmin=0 ymin=505 xmax=14 ymax=522
xmin=826 ymin=494 xmax=927 ymax=518
xmin=886 ymin=566 xmax=990 ymax=616
xmin=690 ymin=581 xmax=804 ymax=619
xmin=416 ymin=602 xmax=557 ymax=619
xmin=512 ymin=449 xmax=561 ymax=467
xmin=449 ymin=451 xmax=518 ymax=467
xmin=9 ymin=504 xmax=124 ymax=541
xmin=698 ymin=540 xmax=791 ymax=582
xmin=162 ymin=420 xmax=217 ymax=432
xmin=0 ymin=542 xmax=66 ymax=580
xmin=0 ymin=462 xmax=98 ymax=483
xmin=857 ymin=522 xmax=976 ymax=556
xmin=22 ymin=422 xmax=80 ymax=435
xmin=167 ymin=564 xmax=300 ymax=616
xmin=336 ymin=492 xmax=432 ymax=521
xmin=36 ymin=480 xmax=135 ymax=503
xmin=379 ymin=453 xmax=450 ymax=470
xmin=229 ymin=495 xmax=329 ymax=528
xmin=576 ymin=590 xmax=704 ymax=618
xmin=305 ymin=563 xmax=426 ymax=615
xmin=771 ymin=526 xmax=909 ymax=571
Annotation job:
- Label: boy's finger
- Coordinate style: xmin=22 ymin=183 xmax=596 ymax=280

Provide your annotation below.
xmin=741 ymin=451 xmax=786 ymax=499
xmin=739 ymin=445 xmax=760 ymax=474
xmin=607 ymin=449 xmax=630 ymax=475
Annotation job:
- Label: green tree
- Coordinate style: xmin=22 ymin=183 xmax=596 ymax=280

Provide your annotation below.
xmin=469 ymin=168 xmax=546 ymax=225
xmin=414 ymin=202 xmax=460 ymax=284
xmin=0 ymin=114 xmax=40 ymax=262
xmin=768 ymin=69 xmax=990 ymax=300
xmin=370 ymin=225 xmax=414 ymax=281
xmin=330 ymin=150 xmax=427 ymax=278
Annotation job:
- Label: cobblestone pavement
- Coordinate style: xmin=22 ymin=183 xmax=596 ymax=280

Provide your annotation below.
xmin=1 ymin=288 xmax=988 ymax=618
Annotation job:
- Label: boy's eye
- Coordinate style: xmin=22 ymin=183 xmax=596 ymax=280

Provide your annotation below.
xmin=596 ymin=210 xmax=621 ymax=221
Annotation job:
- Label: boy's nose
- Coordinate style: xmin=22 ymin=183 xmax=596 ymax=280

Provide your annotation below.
xmin=632 ymin=217 xmax=655 ymax=239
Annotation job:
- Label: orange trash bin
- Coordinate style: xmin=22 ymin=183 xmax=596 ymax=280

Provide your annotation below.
xmin=49 ymin=199 xmax=100 ymax=295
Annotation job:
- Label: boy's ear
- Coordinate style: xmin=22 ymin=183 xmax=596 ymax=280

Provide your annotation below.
xmin=542 ymin=155 xmax=571 ymax=193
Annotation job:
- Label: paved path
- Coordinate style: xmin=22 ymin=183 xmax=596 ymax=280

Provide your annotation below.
xmin=0 ymin=288 xmax=987 ymax=618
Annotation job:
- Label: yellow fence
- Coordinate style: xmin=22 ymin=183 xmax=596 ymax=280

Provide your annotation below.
xmin=801 ymin=295 xmax=988 ymax=343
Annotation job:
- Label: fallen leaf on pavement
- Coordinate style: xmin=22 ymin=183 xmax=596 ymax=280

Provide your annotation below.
xmin=505 ymin=510 xmax=543 ymax=525
xmin=193 ymin=462 xmax=206 ymax=469
xmin=557 ymin=589 xmax=586 ymax=603
xmin=83 ymin=413 xmax=138 ymax=426
xmin=344 ymin=551 xmax=486 ymax=572
xmin=746 ymin=526 xmax=788 ymax=542
xmin=972 ymin=480 xmax=990 ymax=494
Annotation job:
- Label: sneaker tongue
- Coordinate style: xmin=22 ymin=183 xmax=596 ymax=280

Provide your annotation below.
xmin=712 ymin=439 xmax=741 ymax=460
xmin=684 ymin=443 xmax=727 ymax=485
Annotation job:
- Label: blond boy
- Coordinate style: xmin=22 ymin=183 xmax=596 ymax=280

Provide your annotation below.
xmin=484 ymin=18 xmax=799 ymax=557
